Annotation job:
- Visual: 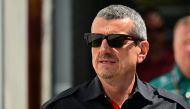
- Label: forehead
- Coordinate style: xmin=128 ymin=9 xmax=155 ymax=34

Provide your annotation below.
xmin=91 ymin=17 xmax=134 ymax=35
xmin=175 ymin=24 xmax=190 ymax=40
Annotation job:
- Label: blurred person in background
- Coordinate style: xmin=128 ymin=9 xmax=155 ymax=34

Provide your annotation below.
xmin=151 ymin=15 xmax=190 ymax=105
xmin=42 ymin=5 xmax=189 ymax=109
xmin=137 ymin=8 xmax=174 ymax=82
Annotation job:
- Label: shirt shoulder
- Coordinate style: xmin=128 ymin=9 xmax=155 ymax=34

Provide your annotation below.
xmin=42 ymin=87 xmax=78 ymax=109
xmin=153 ymin=86 xmax=190 ymax=109
xmin=41 ymin=82 xmax=88 ymax=109
xmin=42 ymin=77 xmax=104 ymax=109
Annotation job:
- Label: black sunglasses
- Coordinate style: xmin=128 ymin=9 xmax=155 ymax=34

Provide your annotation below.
xmin=84 ymin=33 xmax=143 ymax=48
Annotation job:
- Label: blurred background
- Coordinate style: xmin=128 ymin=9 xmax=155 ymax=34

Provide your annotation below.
xmin=0 ymin=0 xmax=190 ymax=109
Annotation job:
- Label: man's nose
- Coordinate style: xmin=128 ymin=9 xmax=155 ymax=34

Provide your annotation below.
xmin=99 ymin=39 xmax=111 ymax=51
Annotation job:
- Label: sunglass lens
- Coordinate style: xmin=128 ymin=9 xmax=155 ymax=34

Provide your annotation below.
xmin=91 ymin=37 xmax=103 ymax=47
xmin=85 ymin=34 xmax=103 ymax=47
xmin=108 ymin=35 xmax=124 ymax=48
xmin=84 ymin=34 xmax=127 ymax=48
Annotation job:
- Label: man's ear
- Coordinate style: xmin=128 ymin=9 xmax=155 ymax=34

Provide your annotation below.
xmin=137 ymin=41 xmax=149 ymax=63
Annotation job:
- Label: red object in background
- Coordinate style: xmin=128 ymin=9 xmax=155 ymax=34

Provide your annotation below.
xmin=137 ymin=50 xmax=174 ymax=82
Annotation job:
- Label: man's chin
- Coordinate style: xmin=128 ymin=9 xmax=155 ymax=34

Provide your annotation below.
xmin=98 ymin=71 xmax=115 ymax=80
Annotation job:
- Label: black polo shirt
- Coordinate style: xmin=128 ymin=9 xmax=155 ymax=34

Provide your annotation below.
xmin=42 ymin=76 xmax=190 ymax=109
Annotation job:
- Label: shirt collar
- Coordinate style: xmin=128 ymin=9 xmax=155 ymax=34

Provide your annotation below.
xmin=82 ymin=76 xmax=104 ymax=101
xmin=82 ymin=75 xmax=154 ymax=102
xmin=135 ymin=74 xmax=154 ymax=102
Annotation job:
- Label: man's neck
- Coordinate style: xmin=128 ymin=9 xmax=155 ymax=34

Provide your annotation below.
xmin=99 ymin=73 xmax=136 ymax=107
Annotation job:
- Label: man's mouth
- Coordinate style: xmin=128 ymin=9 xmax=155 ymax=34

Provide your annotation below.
xmin=98 ymin=59 xmax=117 ymax=64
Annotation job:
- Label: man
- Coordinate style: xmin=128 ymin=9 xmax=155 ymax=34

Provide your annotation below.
xmin=151 ymin=16 xmax=190 ymax=105
xmin=42 ymin=5 xmax=189 ymax=109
